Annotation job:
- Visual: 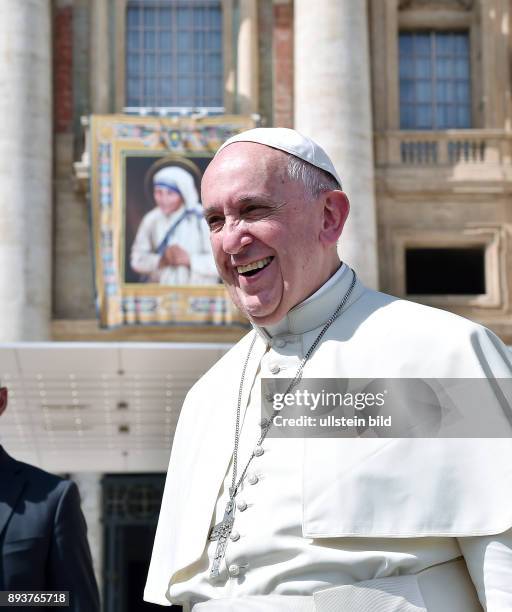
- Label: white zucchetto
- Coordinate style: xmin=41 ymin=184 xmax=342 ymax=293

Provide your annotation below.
xmin=216 ymin=127 xmax=343 ymax=189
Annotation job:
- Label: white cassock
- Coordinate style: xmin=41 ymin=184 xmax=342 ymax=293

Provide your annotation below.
xmin=130 ymin=205 xmax=219 ymax=285
xmin=144 ymin=265 xmax=512 ymax=611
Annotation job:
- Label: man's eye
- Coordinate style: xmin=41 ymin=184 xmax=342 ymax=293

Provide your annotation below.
xmin=243 ymin=206 xmax=269 ymax=218
xmin=207 ymin=217 xmax=224 ymax=231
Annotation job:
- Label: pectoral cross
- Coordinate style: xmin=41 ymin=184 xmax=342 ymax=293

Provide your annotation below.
xmin=208 ymin=498 xmax=235 ymax=579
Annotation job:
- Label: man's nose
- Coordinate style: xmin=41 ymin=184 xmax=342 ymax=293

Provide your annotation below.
xmin=222 ymin=221 xmax=253 ymax=255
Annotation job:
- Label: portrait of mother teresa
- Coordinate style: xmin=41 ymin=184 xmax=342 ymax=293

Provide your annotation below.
xmin=130 ymin=163 xmax=219 ymax=286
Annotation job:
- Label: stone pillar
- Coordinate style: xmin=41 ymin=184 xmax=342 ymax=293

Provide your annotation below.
xmin=0 ymin=0 xmax=52 ymax=340
xmin=72 ymin=472 xmax=103 ymax=600
xmin=90 ymin=0 xmax=111 ymax=113
xmin=236 ymin=0 xmax=259 ymax=114
xmin=294 ymin=0 xmax=379 ymax=288
xmin=480 ymin=0 xmax=511 ymax=129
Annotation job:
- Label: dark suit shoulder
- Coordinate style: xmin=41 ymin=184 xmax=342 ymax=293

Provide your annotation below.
xmin=14 ymin=459 xmax=65 ymax=486
xmin=15 ymin=458 xmax=70 ymax=487
xmin=9 ymin=458 xmax=76 ymax=514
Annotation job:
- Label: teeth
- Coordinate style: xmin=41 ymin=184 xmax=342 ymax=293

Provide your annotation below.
xmin=237 ymin=257 xmax=272 ymax=274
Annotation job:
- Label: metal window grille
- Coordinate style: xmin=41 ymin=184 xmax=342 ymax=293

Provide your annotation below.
xmin=125 ymin=0 xmax=223 ymax=111
xmin=399 ymin=31 xmax=471 ymax=129
xmin=102 ymin=475 xmax=171 ymax=612
xmin=103 ymin=474 xmax=164 ymax=522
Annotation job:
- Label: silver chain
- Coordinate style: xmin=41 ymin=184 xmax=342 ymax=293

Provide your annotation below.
xmin=229 ymin=269 xmax=357 ymax=500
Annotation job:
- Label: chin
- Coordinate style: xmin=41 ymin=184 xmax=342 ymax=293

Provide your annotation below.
xmin=244 ymin=305 xmax=286 ymax=326
xmin=235 ymin=302 xmax=274 ymax=324
xmin=230 ymin=288 xmax=288 ymax=325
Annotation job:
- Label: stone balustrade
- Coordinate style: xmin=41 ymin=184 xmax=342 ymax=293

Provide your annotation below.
xmin=376 ymin=130 xmax=512 ymax=167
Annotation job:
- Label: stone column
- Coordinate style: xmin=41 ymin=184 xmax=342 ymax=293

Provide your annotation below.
xmin=72 ymin=472 xmax=103 ymax=600
xmin=0 ymin=0 xmax=52 ymax=340
xmin=90 ymin=0 xmax=111 ymax=113
xmin=480 ymin=0 xmax=511 ymax=129
xmin=294 ymin=0 xmax=379 ymax=288
xmin=236 ymin=0 xmax=259 ymax=114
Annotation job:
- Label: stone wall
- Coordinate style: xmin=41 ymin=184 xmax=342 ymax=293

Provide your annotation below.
xmin=48 ymin=0 xmax=512 ymax=341
xmin=371 ymin=0 xmax=512 ymax=342
xmin=273 ymin=1 xmax=294 ymax=128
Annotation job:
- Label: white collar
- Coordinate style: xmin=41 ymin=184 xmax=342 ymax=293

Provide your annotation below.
xmin=253 ymin=263 xmax=355 ymax=340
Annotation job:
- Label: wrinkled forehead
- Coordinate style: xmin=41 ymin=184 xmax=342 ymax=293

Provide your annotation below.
xmin=202 ymin=143 xmax=297 ymax=207
xmin=204 ymin=142 xmax=288 ymax=187
xmin=217 ymin=140 xmax=288 ymax=169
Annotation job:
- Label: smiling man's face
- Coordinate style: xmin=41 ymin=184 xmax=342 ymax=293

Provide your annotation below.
xmin=201 ymin=142 xmax=335 ymax=325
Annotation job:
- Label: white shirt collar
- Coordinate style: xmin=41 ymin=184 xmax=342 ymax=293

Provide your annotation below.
xmin=253 ymin=263 xmax=354 ymax=340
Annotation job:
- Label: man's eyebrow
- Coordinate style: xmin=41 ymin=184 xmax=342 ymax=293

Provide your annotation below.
xmin=203 ymin=203 xmax=222 ymax=216
xmin=237 ymin=194 xmax=275 ymax=204
xmin=203 ymin=195 xmax=284 ymax=214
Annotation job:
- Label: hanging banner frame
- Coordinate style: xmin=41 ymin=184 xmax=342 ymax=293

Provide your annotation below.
xmin=89 ymin=114 xmax=255 ymax=330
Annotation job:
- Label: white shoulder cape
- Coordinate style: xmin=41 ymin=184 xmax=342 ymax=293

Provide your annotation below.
xmin=144 ymin=280 xmax=512 ymax=606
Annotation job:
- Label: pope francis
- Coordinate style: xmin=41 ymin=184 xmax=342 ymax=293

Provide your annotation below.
xmin=144 ymin=128 xmax=512 ymax=611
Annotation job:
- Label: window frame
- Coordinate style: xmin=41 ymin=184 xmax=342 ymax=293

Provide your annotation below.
xmin=389 ymin=227 xmax=502 ymax=309
xmin=405 ymin=245 xmax=485 ymax=295
xmin=398 ymin=29 xmax=472 ymax=130
xmin=369 ymin=0 xmax=482 ymax=131
xmin=114 ymin=0 xmax=234 ymax=113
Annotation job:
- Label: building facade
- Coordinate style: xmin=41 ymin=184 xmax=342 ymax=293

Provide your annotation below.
xmin=0 ymin=0 xmax=511 ymax=609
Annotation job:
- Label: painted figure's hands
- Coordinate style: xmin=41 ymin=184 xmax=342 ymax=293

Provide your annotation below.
xmin=160 ymin=244 xmax=191 ymax=268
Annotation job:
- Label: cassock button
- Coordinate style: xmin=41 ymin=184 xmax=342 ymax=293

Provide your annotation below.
xmin=270 ymin=364 xmax=280 ymax=374
xmin=248 ymin=474 xmax=259 ymax=485
xmin=237 ymin=500 xmax=248 ymax=511
xmin=254 ymin=445 xmax=264 ymax=457
xmin=230 ymin=530 xmax=240 ymax=542
xmin=228 ymin=564 xmax=240 ymax=577
xmin=274 ymin=338 xmax=286 ymax=348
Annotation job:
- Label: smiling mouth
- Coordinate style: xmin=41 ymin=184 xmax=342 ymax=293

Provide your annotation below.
xmin=236 ymin=256 xmax=274 ymax=277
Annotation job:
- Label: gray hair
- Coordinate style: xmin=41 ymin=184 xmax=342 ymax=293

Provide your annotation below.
xmin=286 ymin=155 xmax=340 ymax=197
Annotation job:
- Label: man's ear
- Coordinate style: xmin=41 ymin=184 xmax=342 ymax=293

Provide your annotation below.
xmin=0 ymin=387 xmax=7 ymax=417
xmin=319 ymin=190 xmax=350 ymax=246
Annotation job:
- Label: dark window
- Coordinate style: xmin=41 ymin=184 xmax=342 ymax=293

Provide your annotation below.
xmin=399 ymin=31 xmax=471 ymax=129
xmin=103 ymin=474 xmax=182 ymax=611
xmin=126 ymin=0 xmax=223 ymax=109
xmin=406 ymin=247 xmax=485 ymax=294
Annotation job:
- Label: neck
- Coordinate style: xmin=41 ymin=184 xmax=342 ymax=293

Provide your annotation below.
xmin=301 ymin=256 xmax=342 ymax=305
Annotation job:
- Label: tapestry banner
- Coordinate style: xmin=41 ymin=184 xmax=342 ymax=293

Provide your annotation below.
xmin=89 ymin=114 xmax=255 ymax=329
